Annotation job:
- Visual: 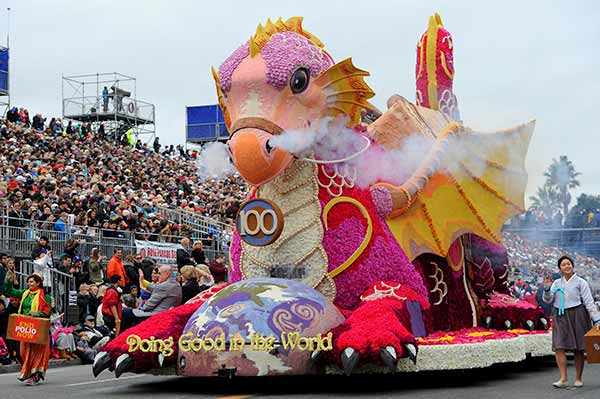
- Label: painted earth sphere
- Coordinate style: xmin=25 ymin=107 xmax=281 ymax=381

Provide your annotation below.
xmin=179 ymin=278 xmax=345 ymax=376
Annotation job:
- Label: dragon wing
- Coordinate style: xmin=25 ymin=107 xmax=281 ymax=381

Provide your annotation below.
xmin=369 ymin=97 xmax=534 ymax=260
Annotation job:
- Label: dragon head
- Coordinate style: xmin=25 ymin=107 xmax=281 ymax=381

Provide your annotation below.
xmin=213 ymin=17 xmax=375 ymax=186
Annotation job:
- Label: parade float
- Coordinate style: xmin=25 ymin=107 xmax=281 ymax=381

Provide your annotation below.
xmin=93 ymin=14 xmax=552 ymax=378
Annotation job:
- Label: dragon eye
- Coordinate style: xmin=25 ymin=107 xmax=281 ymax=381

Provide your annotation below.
xmin=290 ymin=68 xmax=310 ymax=94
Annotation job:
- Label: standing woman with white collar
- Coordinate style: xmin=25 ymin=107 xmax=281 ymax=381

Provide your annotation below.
xmin=543 ymin=255 xmax=600 ymax=388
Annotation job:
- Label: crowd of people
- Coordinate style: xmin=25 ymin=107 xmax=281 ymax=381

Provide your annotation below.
xmin=1 ymin=108 xmax=247 ymax=244
xmin=0 ymin=234 xmax=231 ymax=384
xmin=503 ymin=231 xmax=600 ymax=308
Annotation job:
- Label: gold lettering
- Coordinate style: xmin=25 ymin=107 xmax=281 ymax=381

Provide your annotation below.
xmin=280 ymin=332 xmax=300 ymax=350
xmin=161 ymin=337 xmax=175 ymax=357
xmin=178 ymin=333 xmax=193 ymax=352
xmin=139 ymin=339 xmax=151 ymax=352
xmin=318 ymin=332 xmax=333 ymax=351
xmin=230 ymin=335 xmax=245 ymax=351
xmin=203 ymin=338 xmax=214 ymax=351
xmin=296 ymin=337 xmax=309 ymax=351
xmin=214 ymin=334 xmax=226 ymax=351
xmin=190 ymin=338 xmax=203 ymax=352
xmin=126 ymin=335 xmax=141 ymax=353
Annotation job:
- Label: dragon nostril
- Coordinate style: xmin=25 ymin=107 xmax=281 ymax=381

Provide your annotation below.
xmin=265 ymin=139 xmax=274 ymax=154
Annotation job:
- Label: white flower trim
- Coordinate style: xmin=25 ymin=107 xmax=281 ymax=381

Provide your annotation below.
xmin=241 ymin=160 xmax=331 ymax=295
xmin=325 ymin=332 xmax=552 ymax=374
xmin=521 ymin=332 xmax=553 ymax=357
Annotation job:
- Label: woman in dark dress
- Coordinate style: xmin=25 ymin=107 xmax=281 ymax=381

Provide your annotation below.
xmin=191 ymin=241 xmax=206 ymax=265
xmin=179 ymin=266 xmax=201 ymax=303
xmin=543 ymin=255 xmax=600 ymax=388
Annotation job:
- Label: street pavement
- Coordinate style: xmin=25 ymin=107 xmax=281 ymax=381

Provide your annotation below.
xmin=0 ymin=357 xmax=599 ymax=398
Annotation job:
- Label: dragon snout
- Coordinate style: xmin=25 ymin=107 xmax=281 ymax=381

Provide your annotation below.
xmin=227 ymin=118 xmax=293 ymax=186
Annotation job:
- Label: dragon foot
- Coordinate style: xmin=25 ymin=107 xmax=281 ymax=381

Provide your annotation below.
xmin=95 ymin=286 xmax=225 ymax=377
xmin=481 ymin=292 xmax=547 ymax=331
xmin=92 ymin=351 xmax=111 ymax=378
xmin=331 ymin=297 xmax=417 ymax=375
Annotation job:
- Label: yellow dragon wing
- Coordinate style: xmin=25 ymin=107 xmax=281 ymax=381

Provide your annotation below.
xmin=370 ymin=98 xmax=534 ymax=260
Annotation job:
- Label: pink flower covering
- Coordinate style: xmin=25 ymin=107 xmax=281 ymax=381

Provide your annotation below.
xmin=228 ymin=231 xmax=243 ymax=283
xmin=261 ymin=32 xmax=332 ymax=90
xmin=318 ymin=174 xmax=428 ymax=310
xmin=218 ymin=42 xmax=250 ymax=93
xmin=369 ymin=186 xmax=393 ymax=217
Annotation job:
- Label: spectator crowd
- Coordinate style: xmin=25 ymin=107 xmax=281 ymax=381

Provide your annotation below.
xmin=503 ymin=231 xmax=600 ymax=309
xmin=0 ymin=236 xmax=231 ymax=367
xmin=0 ymin=107 xmax=247 ymax=244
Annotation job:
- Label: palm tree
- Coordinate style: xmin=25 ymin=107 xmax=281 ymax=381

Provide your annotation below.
xmin=543 ymin=156 xmax=580 ymax=219
xmin=529 ymin=184 xmax=562 ymax=221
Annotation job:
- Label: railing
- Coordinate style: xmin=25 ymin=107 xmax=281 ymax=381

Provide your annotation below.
xmin=14 ymin=260 xmax=77 ymax=316
xmin=0 ymin=217 xmax=222 ymax=264
xmin=156 ymin=205 xmax=233 ymax=250
xmin=63 ymin=95 xmax=155 ymax=123
xmin=1 ymin=197 xmax=229 ymax=250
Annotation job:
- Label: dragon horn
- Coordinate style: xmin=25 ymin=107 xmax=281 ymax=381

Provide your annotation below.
xmin=249 ymin=36 xmax=260 ymax=57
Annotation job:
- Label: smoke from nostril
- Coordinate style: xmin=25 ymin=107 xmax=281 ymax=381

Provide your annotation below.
xmin=196 ymin=142 xmax=235 ymax=179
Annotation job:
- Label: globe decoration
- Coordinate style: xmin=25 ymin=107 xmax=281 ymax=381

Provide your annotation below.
xmin=178 ymin=278 xmax=345 ymax=377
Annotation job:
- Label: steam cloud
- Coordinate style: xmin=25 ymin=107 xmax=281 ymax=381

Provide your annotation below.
xmin=196 ymin=141 xmax=236 ymax=179
xmin=269 ymin=117 xmax=531 ymax=188
xmin=195 ymin=116 xmax=531 ymax=189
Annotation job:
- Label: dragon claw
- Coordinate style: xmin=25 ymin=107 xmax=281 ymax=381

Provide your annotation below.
xmin=504 ymin=320 xmax=512 ymax=330
xmin=524 ymin=320 xmax=535 ymax=331
xmin=310 ymin=349 xmax=322 ymax=364
xmin=539 ymin=317 xmax=549 ymax=330
xmin=92 ymin=351 xmax=111 ymax=378
xmin=484 ymin=316 xmax=493 ymax=329
xmin=114 ymin=354 xmax=133 ymax=378
xmin=340 ymin=347 xmax=359 ymax=376
xmin=379 ymin=346 xmax=397 ymax=371
xmin=158 ymin=353 xmax=165 ymax=368
xmin=403 ymin=343 xmax=418 ymax=365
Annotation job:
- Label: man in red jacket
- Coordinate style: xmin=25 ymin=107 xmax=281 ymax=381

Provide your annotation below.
xmin=102 ymin=275 xmax=123 ymax=334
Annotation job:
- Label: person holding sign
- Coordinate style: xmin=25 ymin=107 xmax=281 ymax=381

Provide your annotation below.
xmin=543 ymin=255 xmax=600 ymax=388
xmin=3 ymin=273 xmax=52 ymax=386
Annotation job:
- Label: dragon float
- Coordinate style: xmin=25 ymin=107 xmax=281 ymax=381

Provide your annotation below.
xmin=94 ymin=14 xmax=551 ymax=378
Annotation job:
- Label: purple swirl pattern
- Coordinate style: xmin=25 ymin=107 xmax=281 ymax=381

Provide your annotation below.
xmin=218 ymin=303 xmax=246 ymax=318
xmin=268 ymin=299 xmax=323 ymax=335
xmin=290 ymin=302 xmax=318 ymax=321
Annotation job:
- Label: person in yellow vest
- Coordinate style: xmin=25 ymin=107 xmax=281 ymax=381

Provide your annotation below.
xmin=4 ymin=273 xmax=52 ymax=386
xmin=126 ymin=128 xmax=135 ymax=147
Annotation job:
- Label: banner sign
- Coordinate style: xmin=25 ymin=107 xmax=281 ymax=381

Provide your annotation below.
xmin=7 ymin=314 xmax=50 ymax=344
xmin=135 ymin=240 xmax=183 ymax=264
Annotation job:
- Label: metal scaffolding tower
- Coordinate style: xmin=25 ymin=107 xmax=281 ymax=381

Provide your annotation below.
xmin=62 ymin=72 xmax=155 ymax=143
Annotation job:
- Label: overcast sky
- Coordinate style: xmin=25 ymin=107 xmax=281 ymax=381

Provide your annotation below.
xmin=1 ymin=0 xmax=599 ymax=202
